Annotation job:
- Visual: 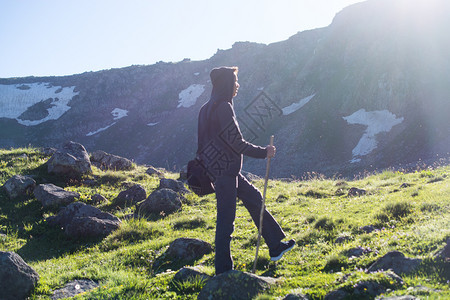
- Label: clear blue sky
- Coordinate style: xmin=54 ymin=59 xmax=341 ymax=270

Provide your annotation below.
xmin=0 ymin=0 xmax=362 ymax=78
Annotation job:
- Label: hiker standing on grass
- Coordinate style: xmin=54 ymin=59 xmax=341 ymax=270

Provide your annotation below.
xmin=197 ymin=66 xmax=295 ymax=275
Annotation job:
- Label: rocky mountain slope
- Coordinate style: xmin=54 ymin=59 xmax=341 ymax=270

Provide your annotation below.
xmin=1 ymin=0 xmax=449 ymax=177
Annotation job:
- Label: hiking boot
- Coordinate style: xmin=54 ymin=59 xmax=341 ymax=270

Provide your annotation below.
xmin=270 ymin=239 xmax=296 ymax=261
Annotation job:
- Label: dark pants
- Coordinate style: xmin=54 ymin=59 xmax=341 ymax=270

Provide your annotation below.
xmin=214 ymin=173 xmax=286 ymax=274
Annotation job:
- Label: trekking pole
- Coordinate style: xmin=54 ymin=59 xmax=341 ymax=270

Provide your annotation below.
xmin=252 ymin=135 xmax=274 ymax=274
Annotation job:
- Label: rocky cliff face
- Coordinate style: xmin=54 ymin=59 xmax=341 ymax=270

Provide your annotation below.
xmin=1 ymin=0 xmax=449 ymax=177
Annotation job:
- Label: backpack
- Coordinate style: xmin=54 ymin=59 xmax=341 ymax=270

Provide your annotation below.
xmin=187 ymin=158 xmax=215 ymax=196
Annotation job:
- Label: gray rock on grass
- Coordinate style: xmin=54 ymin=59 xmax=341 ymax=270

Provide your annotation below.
xmin=166 ymin=238 xmax=212 ymax=262
xmin=46 ymin=202 xmax=121 ymax=238
xmin=198 ymin=270 xmax=276 ymax=300
xmin=47 ymin=141 xmax=92 ymax=178
xmin=51 ymin=279 xmax=99 ymax=300
xmin=282 ymin=293 xmax=310 ymax=300
xmin=114 ymin=184 xmax=146 ymax=206
xmin=2 ymin=175 xmax=36 ymax=199
xmin=173 ymin=266 xmax=211 ymax=282
xmin=367 ymin=251 xmax=421 ymax=275
xmin=435 ymin=238 xmax=450 ymax=260
xmin=146 ymin=166 xmax=163 ymax=176
xmin=90 ymin=150 xmax=133 ymax=170
xmin=159 ymin=178 xmax=189 ymax=194
xmin=137 ymin=188 xmax=183 ymax=216
xmin=348 ymin=187 xmax=367 ymax=197
xmin=34 ymin=183 xmax=80 ymax=208
xmin=0 ymin=251 xmax=39 ymax=300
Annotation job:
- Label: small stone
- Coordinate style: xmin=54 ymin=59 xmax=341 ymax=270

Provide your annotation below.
xmin=348 ymin=187 xmax=367 ymax=197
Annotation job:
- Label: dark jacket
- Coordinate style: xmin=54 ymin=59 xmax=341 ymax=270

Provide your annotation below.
xmin=197 ymin=100 xmax=267 ymax=178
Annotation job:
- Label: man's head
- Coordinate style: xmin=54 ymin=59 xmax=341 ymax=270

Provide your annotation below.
xmin=210 ymin=66 xmax=239 ymax=101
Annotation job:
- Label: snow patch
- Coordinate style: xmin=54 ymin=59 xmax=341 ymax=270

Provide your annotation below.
xmin=282 ymin=94 xmax=315 ymax=115
xmin=194 ymin=72 xmax=200 ymax=76
xmin=86 ymin=122 xmax=117 ymax=137
xmin=147 ymin=122 xmax=159 ymax=126
xmin=86 ymin=108 xmax=128 ymax=136
xmin=0 ymin=82 xmax=79 ymax=126
xmin=343 ymin=109 xmax=404 ymax=162
xmin=111 ymin=108 xmax=128 ymax=120
xmin=177 ymin=84 xmax=205 ymax=108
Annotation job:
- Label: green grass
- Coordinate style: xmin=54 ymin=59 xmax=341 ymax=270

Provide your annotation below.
xmin=1 ymin=147 xmax=449 ymax=299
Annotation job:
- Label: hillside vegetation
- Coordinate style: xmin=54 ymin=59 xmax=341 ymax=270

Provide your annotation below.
xmin=0 ymin=147 xmax=449 ymax=299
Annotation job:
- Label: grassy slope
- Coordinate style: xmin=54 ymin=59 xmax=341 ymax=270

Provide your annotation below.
xmin=0 ymin=147 xmax=449 ymax=299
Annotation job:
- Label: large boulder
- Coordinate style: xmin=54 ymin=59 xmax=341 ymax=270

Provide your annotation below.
xmin=0 ymin=251 xmax=40 ymax=300
xmin=198 ymin=270 xmax=276 ymax=300
xmin=114 ymin=184 xmax=146 ymax=207
xmin=33 ymin=184 xmax=80 ymax=208
xmin=46 ymin=202 xmax=121 ymax=238
xmin=367 ymin=251 xmax=422 ymax=275
xmin=47 ymin=141 xmax=92 ymax=178
xmin=166 ymin=238 xmax=212 ymax=262
xmin=137 ymin=188 xmax=183 ymax=216
xmin=2 ymin=175 xmax=36 ymax=199
xmin=90 ymin=150 xmax=133 ymax=171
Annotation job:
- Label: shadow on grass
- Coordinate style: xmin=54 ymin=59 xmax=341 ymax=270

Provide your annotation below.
xmin=17 ymin=224 xmax=103 ymax=262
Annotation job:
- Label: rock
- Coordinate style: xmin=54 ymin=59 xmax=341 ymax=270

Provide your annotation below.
xmin=0 ymin=251 xmax=40 ymax=300
xmin=324 ymin=288 xmax=350 ymax=300
xmin=41 ymin=147 xmax=57 ymax=156
xmin=114 ymin=184 xmax=146 ymax=207
xmin=166 ymin=238 xmax=212 ymax=262
xmin=335 ymin=235 xmax=352 ymax=244
xmin=173 ymin=266 xmax=211 ymax=282
xmin=159 ymin=178 xmax=189 ymax=194
xmin=344 ymin=246 xmax=372 ymax=258
xmin=435 ymin=238 xmax=450 ymax=260
xmin=348 ymin=187 xmax=367 ymax=197
xmin=90 ymin=193 xmax=108 ymax=204
xmin=242 ymin=171 xmax=261 ymax=182
xmin=178 ymin=165 xmax=188 ymax=181
xmin=360 ymin=225 xmax=376 ymax=233
xmin=47 ymin=141 xmax=92 ymax=178
xmin=46 ymin=202 xmax=121 ymax=238
xmin=65 ymin=216 xmax=121 ymax=238
xmin=2 ymin=175 xmax=36 ymax=199
xmin=146 ymin=166 xmax=163 ymax=176
xmin=33 ymin=184 xmax=80 ymax=208
xmin=137 ymin=188 xmax=183 ymax=216
xmin=376 ymin=296 xmax=417 ymax=300
xmin=51 ymin=279 xmax=99 ymax=300
xmin=353 ymin=280 xmax=387 ymax=297
xmin=282 ymin=293 xmax=310 ymax=300
xmin=400 ymin=183 xmax=411 ymax=189
xmin=197 ymin=270 xmax=276 ymax=300
xmin=90 ymin=150 xmax=133 ymax=170
xmin=367 ymin=251 xmax=421 ymax=275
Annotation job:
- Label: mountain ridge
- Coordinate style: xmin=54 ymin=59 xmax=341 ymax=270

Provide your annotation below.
xmin=1 ymin=0 xmax=449 ymax=177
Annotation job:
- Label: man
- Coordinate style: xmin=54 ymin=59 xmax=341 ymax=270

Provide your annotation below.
xmin=197 ymin=66 xmax=295 ymax=274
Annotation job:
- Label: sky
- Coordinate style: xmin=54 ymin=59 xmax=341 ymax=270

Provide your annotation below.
xmin=0 ymin=0 xmax=363 ymax=78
